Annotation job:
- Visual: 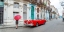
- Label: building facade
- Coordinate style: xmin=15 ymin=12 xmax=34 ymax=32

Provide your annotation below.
xmin=50 ymin=5 xmax=58 ymax=19
xmin=4 ymin=0 xmax=34 ymax=27
xmin=45 ymin=0 xmax=51 ymax=20
xmin=0 ymin=0 xmax=51 ymax=27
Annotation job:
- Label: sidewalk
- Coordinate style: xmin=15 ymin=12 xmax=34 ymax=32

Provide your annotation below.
xmin=0 ymin=24 xmax=25 ymax=29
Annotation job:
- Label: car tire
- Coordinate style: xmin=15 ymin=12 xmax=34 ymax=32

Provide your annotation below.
xmin=36 ymin=23 xmax=38 ymax=27
xmin=43 ymin=22 xmax=46 ymax=25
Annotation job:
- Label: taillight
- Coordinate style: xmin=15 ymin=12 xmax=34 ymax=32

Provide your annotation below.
xmin=24 ymin=20 xmax=28 ymax=24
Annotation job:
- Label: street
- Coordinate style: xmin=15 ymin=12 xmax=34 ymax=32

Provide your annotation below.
xmin=0 ymin=18 xmax=64 ymax=32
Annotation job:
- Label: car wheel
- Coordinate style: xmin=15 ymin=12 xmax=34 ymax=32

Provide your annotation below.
xmin=36 ymin=23 xmax=38 ymax=27
xmin=43 ymin=22 xmax=46 ymax=25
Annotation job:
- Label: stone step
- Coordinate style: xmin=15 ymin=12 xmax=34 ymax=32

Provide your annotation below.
xmin=0 ymin=25 xmax=5 ymax=29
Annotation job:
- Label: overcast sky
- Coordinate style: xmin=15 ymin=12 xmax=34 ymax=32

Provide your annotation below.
xmin=50 ymin=0 xmax=63 ymax=16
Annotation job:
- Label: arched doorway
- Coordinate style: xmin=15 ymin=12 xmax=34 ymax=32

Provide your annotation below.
xmin=31 ymin=6 xmax=34 ymax=20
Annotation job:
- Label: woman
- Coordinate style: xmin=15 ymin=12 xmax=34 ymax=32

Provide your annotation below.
xmin=16 ymin=20 xmax=18 ymax=29
xmin=14 ymin=14 xmax=21 ymax=29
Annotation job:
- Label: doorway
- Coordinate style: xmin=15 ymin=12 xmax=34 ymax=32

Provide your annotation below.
xmin=31 ymin=6 xmax=34 ymax=20
xmin=0 ymin=7 xmax=4 ymax=24
xmin=0 ymin=0 xmax=4 ymax=24
xmin=37 ymin=8 xmax=39 ymax=19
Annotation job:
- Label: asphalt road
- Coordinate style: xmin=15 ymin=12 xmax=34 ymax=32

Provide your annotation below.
xmin=0 ymin=18 xmax=64 ymax=32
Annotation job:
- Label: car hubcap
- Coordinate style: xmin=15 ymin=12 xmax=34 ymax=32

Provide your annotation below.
xmin=36 ymin=23 xmax=38 ymax=27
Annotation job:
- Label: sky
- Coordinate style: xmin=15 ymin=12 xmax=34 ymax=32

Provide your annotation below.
xmin=50 ymin=0 xmax=63 ymax=16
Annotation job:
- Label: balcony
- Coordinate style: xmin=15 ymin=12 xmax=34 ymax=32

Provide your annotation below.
xmin=23 ymin=0 xmax=46 ymax=7
xmin=14 ymin=0 xmax=21 ymax=2
xmin=37 ymin=0 xmax=44 ymax=7
xmin=23 ymin=0 xmax=37 ymax=4
xmin=52 ymin=11 xmax=56 ymax=14
xmin=46 ymin=6 xmax=52 ymax=12
xmin=30 ymin=0 xmax=37 ymax=4
xmin=36 ymin=0 xmax=47 ymax=7
xmin=23 ymin=0 xmax=30 ymax=2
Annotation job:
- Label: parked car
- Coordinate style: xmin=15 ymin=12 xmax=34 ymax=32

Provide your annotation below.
xmin=24 ymin=19 xmax=46 ymax=27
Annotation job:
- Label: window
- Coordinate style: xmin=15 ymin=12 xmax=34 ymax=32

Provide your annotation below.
xmin=42 ymin=0 xmax=43 ymax=3
xmin=37 ymin=0 xmax=40 ymax=3
xmin=37 ymin=8 xmax=39 ymax=13
xmin=23 ymin=4 xmax=27 ymax=12
xmin=34 ymin=0 xmax=36 ymax=2
xmin=30 ymin=0 xmax=32 ymax=2
xmin=37 ymin=14 xmax=39 ymax=19
xmin=14 ymin=2 xmax=19 ymax=8
xmin=13 ymin=12 xmax=19 ymax=17
xmin=23 ymin=4 xmax=27 ymax=20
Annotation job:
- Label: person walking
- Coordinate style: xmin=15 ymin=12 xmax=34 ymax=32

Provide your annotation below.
xmin=16 ymin=20 xmax=18 ymax=29
xmin=62 ymin=13 xmax=64 ymax=22
xmin=56 ymin=15 xmax=58 ymax=19
xmin=14 ymin=14 xmax=21 ymax=29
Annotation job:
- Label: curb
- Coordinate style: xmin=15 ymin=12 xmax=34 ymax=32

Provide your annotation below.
xmin=0 ymin=26 xmax=25 ymax=29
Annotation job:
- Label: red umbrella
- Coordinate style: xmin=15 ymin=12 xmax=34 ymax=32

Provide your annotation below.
xmin=14 ymin=15 xmax=21 ymax=20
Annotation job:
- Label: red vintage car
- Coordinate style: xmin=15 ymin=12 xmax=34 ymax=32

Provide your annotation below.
xmin=24 ymin=19 xmax=46 ymax=27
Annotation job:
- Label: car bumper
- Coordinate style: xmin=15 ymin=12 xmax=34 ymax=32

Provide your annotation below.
xmin=24 ymin=23 xmax=33 ymax=26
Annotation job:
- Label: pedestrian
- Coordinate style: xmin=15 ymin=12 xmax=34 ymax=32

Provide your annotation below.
xmin=56 ymin=15 xmax=58 ymax=19
xmin=16 ymin=20 xmax=18 ymax=29
xmin=14 ymin=14 xmax=21 ymax=29
xmin=62 ymin=13 xmax=64 ymax=22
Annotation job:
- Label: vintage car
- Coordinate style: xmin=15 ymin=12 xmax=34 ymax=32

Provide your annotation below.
xmin=24 ymin=19 xmax=46 ymax=27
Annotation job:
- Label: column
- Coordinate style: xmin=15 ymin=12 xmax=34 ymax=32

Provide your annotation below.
xmin=27 ymin=4 xmax=31 ymax=20
xmin=7 ymin=0 xmax=13 ymax=25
